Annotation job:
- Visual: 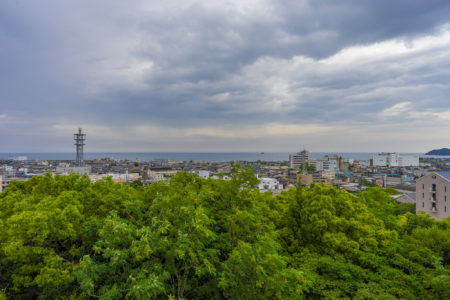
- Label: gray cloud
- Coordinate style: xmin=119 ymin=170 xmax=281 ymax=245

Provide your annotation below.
xmin=1 ymin=0 xmax=450 ymax=152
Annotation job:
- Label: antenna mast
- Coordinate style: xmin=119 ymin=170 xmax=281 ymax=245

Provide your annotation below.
xmin=74 ymin=128 xmax=86 ymax=167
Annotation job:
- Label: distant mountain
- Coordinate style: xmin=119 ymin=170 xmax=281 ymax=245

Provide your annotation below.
xmin=425 ymin=148 xmax=450 ymax=155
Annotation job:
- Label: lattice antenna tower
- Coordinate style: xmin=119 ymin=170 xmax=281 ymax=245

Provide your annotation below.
xmin=74 ymin=128 xmax=86 ymax=167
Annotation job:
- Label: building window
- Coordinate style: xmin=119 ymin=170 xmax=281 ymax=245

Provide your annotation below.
xmin=445 ymin=206 xmax=447 ymax=212
xmin=446 ymin=196 xmax=447 ymax=202
xmin=422 ymin=183 xmax=425 ymax=189
xmin=432 ymin=184 xmax=436 ymax=191
xmin=423 ymin=202 xmax=424 ymax=208
xmin=423 ymin=193 xmax=424 ymax=198
xmin=446 ymin=186 xmax=447 ymax=192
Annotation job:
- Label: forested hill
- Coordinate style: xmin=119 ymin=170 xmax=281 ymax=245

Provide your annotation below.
xmin=426 ymin=148 xmax=450 ymax=155
xmin=0 ymin=167 xmax=449 ymax=299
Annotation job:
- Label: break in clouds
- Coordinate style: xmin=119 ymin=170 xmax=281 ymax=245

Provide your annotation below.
xmin=1 ymin=0 xmax=450 ymax=152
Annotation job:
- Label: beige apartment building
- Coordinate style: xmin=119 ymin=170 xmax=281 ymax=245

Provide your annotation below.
xmin=416 ymin=172 xmax=450 ymax=220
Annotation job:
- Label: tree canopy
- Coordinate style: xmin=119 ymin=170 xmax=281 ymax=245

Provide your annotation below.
xmin=0 ymin=169 xmax=449 ymax=299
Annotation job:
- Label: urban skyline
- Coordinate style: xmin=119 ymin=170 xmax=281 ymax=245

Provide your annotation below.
xmin=1 ymin=1 xmax=450 ymax=152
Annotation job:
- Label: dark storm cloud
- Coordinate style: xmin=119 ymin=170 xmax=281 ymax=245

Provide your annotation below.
xmin=1 ymin=0 xmax=450 ymax=151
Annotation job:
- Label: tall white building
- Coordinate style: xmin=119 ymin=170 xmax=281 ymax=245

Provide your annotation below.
xmin=289 ymin=150 xmax=309 ymax=169
xmin=309 ymin=156 xmax=341 ymax=172
xmin=372 ymin=153 xmax=419 ymax=167
xmin=309 ymin=158 xmax=330 ymax=172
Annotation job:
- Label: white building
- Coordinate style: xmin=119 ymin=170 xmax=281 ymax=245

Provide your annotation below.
xmin=55 ymin=164 xmax=91 ymax=175
xmin=8 ymin=156 xmax=27 ymax=161
xmin=197 ymin=170 xmax=210 ymax=179
xmin=398 ymin=155 xmax=420 ymax=167
xmin=416 ymin=171 xmax=450 ymax=220
xmin=309 ymin=156 xmax=341 ymax=172
xmin=148 ymin=173 xmax=165 ymax=182
xmin=372 ymin=153 xmax=419 ymax=167
xmin=258 ymin=178 xmax=283 ymax=193
xmin=325 ymin=156 xmax=340 ymax=171
xmin=309 ymin=158 xmax=329 ymax=172
xmin=289 ymin=150 xmax=309 ymax=169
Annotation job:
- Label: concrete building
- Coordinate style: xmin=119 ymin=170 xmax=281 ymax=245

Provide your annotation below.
xmin=289 ymin=150 xmax=309 ymax=169
xmin=320 ymin=170 xmax=336 ymax=181
xmin=372 ymin=153 xmax=419 ymax=167
xmin=308 ymin=155 xmax=342 ymax=172
xmin=324 ymin=155 xmax=342 ymax=171
xmin=1 ymin=177 xmax=28 ymax=193
xmin=55 ymin=164 xmax=91 ymax=175
xmin=197 ymin=170 xmax=210 ymax=179
xmin=148 ymin=173 xmax=165 ymax=182
xmin=416 ymin=171 xmax=450 ymax=220
xmin=148 ymin=168 xmax=178 ymax=178
xmin=298 ymin=174 xmax=313 ymax=186
xmin=8 ymin=156 xmax=27 ymax=161
xmin=88 ymin=173 xmax=141 ymax=183
xmin=309 ymin=158 xmax=329 ymax=172
xmin=258 ymin=177 xmax=283 ymax=194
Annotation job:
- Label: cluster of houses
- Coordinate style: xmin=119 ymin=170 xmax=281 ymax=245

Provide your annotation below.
xmin=1 ymin=150 xmax=450 ymax=220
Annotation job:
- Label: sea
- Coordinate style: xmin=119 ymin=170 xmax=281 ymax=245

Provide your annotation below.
xmin=0 ymin=152 xmax=437 ymax=162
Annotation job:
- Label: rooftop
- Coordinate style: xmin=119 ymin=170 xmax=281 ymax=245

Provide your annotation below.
xmin=436 ymin=171 xmax=450 ymax=181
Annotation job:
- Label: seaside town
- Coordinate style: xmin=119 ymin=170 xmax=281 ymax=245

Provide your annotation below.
xmin=1 ymin=128 xmax=449 ymax=220
xmin=3 ymin=2 xmax=450 ymax=298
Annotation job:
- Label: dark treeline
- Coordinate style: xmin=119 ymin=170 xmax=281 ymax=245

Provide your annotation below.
xmin=0 ymin=166 xmax=449 ymax=299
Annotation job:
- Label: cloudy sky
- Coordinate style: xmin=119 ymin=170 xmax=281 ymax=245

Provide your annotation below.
xmin=1 ymin=0 xmax=450 ymax=152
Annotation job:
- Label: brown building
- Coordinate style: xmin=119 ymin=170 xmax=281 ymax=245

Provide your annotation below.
xmin=416 ymin=172 xmax=450 ymax=220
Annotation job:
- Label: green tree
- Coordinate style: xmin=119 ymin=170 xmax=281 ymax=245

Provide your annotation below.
xmin=1 ymin=168 xmax=449 ymax=299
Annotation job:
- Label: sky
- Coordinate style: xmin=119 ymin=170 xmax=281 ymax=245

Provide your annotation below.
xmin=1 ymin=0 xmax=450 ymax=153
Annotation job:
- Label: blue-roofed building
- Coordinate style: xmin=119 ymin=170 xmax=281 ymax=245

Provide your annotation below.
xmin=436 ymin=171 xmax=450 ymax=181
xmin=416 ymin=172 xmax=450 ymax=220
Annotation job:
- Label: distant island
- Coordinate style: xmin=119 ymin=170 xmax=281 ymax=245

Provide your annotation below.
xmin=425 ymin=148 xmax=450 ymax=155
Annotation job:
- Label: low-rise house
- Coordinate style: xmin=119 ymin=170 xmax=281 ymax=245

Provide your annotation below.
xmin=258 ymin=177 xmax=283 ymax=194
xmin=393 ymin=193 xmax=416 ymax=204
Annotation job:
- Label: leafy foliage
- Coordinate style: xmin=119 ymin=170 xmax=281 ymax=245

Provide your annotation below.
xmin=0 ymin=170 xmax=449 ymax=299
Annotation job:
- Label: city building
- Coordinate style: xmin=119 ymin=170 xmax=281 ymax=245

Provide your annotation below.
xmin=298 ymin=174 xmax=313 ymax=186
xmin=197 ymin=170 xmax=210 ymax=179
xmin=308 ymin=158 xmax=329 ymax=172
xmin=289 ymin=150 xmax=309 ymax=169
xmin=147 ymin=167 xmax=178 ymax=178
xmin=258 ymin=177 xmax=283 ymax=194
xmin=308 ymin=155 xmax=342 ymax=172
xmin=416 ymin=171 xmax=450 ymax=220
xmin=55 ymin=164 xmax=92 ymax=175
xmin=8 ymin=156 xmax=27 ymax=161
xmin=1 ymin=177 xmax=28 ymax=193
xmin=372 ymin=153 xmax=419 ymax=167
xmin=320 ymin=170 xmax=336 ymax=181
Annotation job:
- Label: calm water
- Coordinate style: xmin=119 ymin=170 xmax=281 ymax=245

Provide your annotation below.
xmin=0 ymin=152 xmax=430 ymax=162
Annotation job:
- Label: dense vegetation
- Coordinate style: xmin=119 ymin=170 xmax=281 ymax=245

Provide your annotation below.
xmin=425 ymin=148 xmax=450 ymax=156
xmin=0 ymin=166 xmax=449 ymax=299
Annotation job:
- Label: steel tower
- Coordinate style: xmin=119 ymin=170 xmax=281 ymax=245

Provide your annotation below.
xmin=74 ymin=128 xmax=86 ymax=167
